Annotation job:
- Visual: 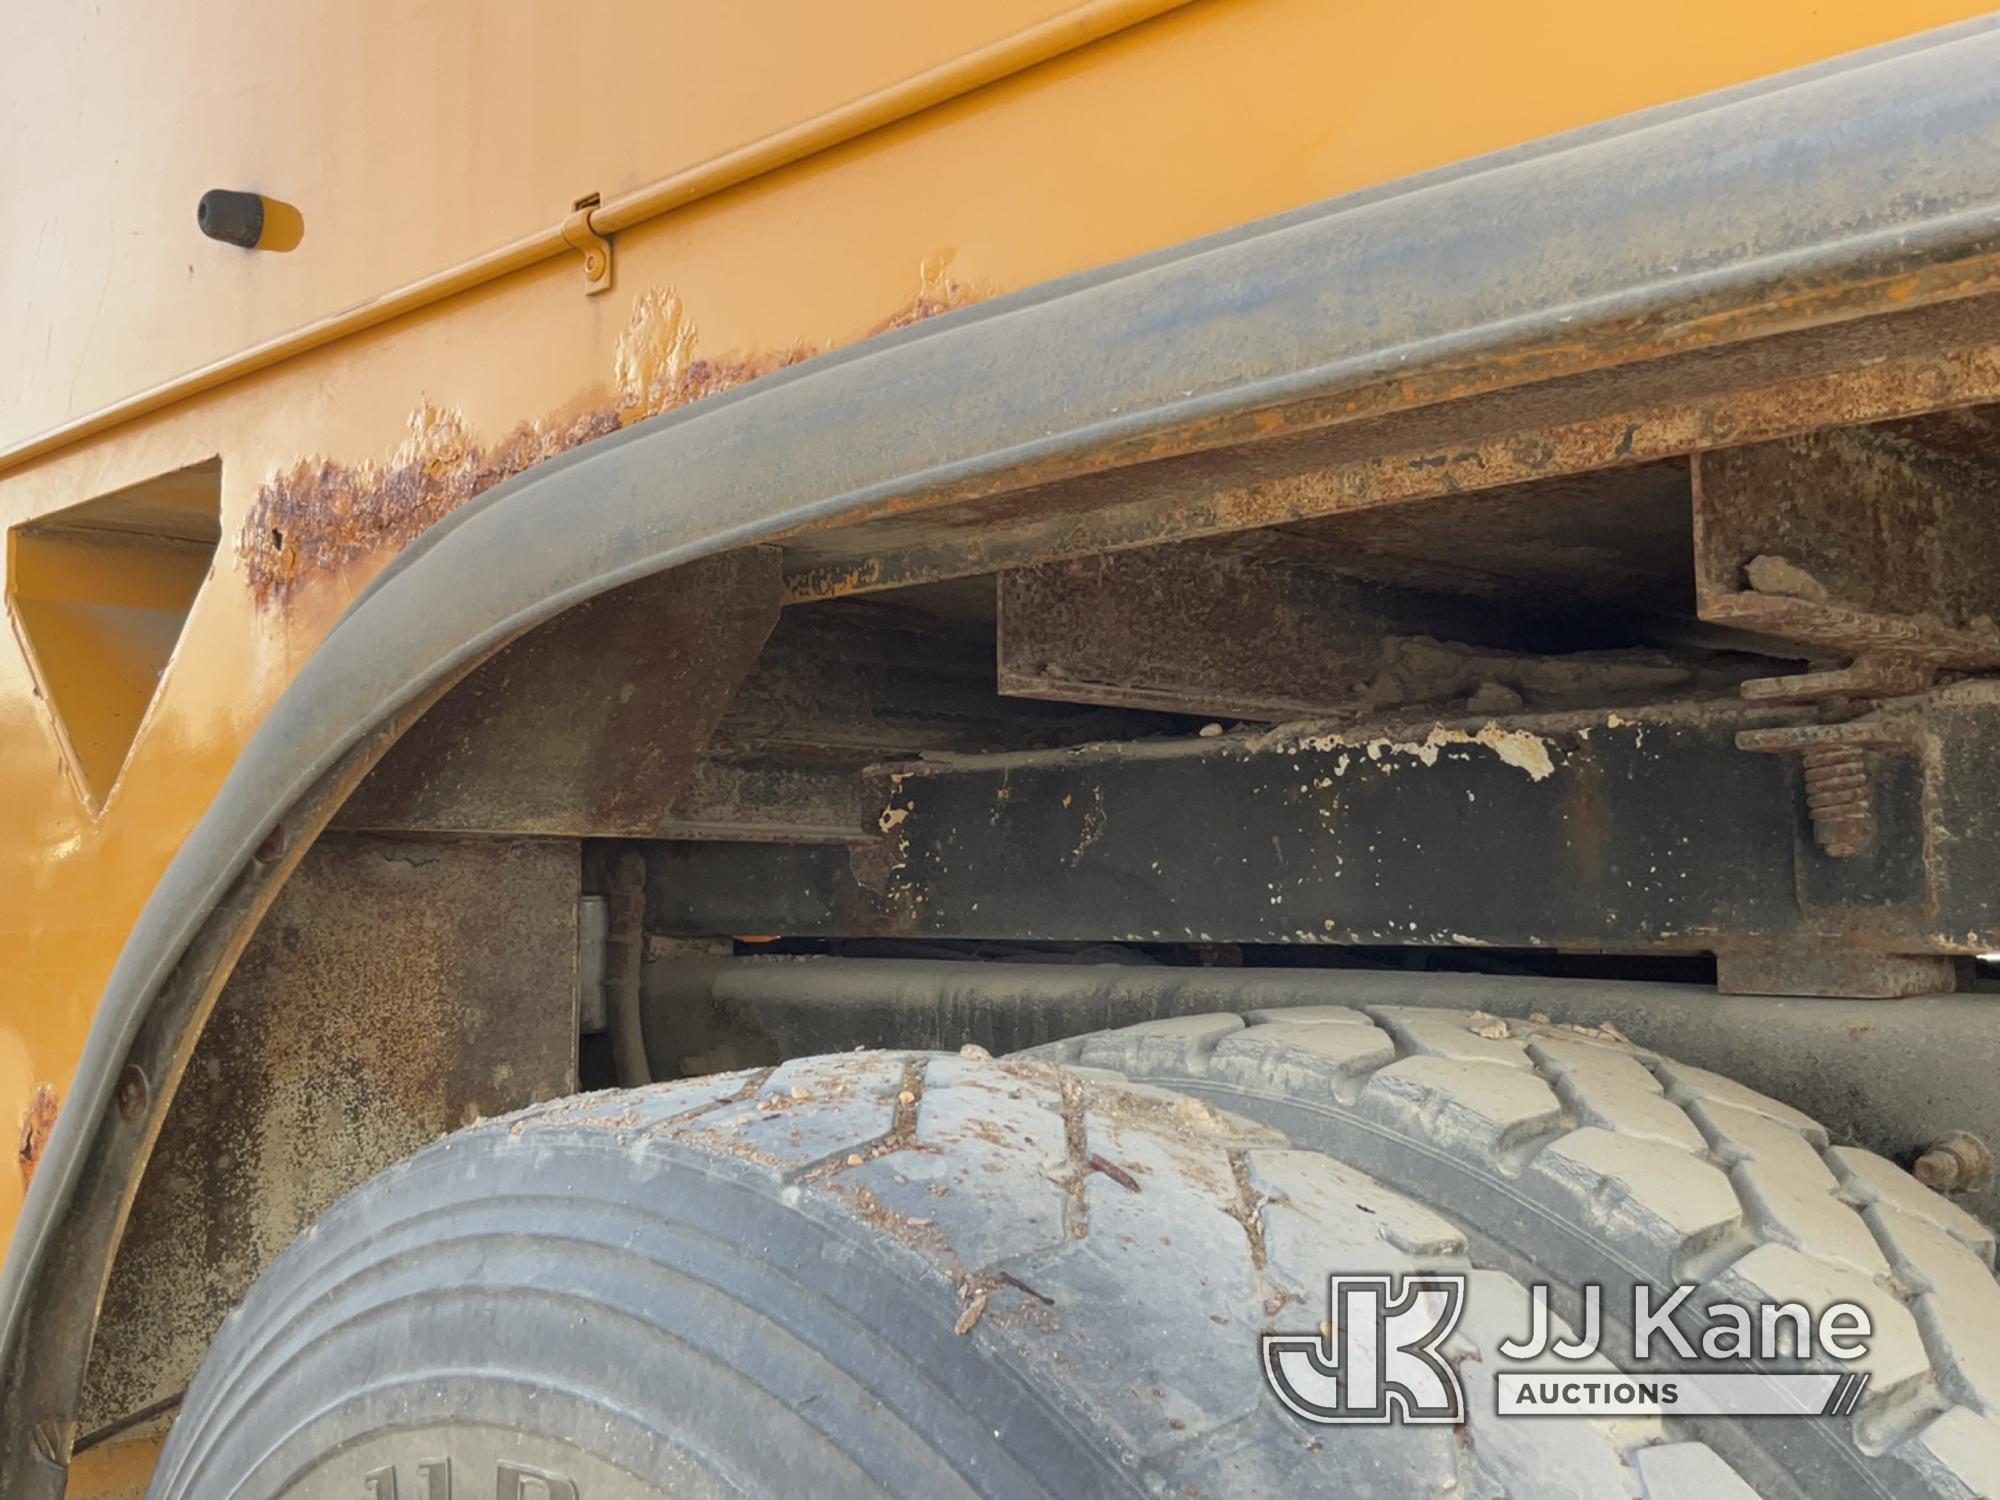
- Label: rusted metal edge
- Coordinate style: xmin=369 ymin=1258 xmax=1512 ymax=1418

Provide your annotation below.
xmin=13 ymin=29 xmax=2000 ymax=1486
xmin=0 ymin=0 xmax=1193 ymax=475
xmin=779 ymin=294 xmax=2000 ymax=602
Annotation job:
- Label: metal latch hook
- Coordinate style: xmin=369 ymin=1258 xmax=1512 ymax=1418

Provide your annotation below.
xmin=562 ymin=194 xmax=613 ymax=297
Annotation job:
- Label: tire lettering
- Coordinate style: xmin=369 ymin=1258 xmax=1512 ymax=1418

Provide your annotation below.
xmin=496 ymin=1460 xmax=579 ymax=1500
xmin=369 ymin=1457 xmax=570 ymax=1500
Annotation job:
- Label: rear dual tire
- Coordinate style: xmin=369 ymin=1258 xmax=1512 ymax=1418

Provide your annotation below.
xmin=153 ymin=1014 xmax=1993 ymax=1498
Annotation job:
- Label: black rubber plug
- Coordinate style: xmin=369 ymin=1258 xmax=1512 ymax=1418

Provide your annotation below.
xmin=197 ymin=189 xmax=266 ymax=248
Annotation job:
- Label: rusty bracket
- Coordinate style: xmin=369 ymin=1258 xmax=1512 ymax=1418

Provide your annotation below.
xmin=561 ymin=193 xmax=613 ymax=297
xmin=1734 ymin=715 xmax=1922 ymax=755
xmin=1736 ymin=714 xmax=1923 ymax=859
xmin=1739 ymin=656 xmax=1937 ymax=707
xmin=1691 ymin=431 xmax=2000 ymax=668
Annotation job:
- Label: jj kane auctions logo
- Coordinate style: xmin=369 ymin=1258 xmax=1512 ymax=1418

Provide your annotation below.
xmin=1263 ymin=1274 xmax=1877 ymax=1423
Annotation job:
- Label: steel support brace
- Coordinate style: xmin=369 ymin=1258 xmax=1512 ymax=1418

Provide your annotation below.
xmin=1693 ymin=429 xmax=2000 ymax=666
xmin=994 ymin=539 xmax=1597 ymax=722
xmin=335 ymin=550 xmax=782 ymax=837
xmin=650 ymin=686 xmax=2000 ymax=995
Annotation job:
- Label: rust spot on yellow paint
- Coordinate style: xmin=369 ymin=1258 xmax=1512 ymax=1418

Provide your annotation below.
xmin=613 ymin=287 xmax=817 ymax=424
xmin=18 ymin=1083 xmax=58 ymax=1189
xmin=245 ymin=401 xmax=622 ymax=604
xmin=238 ymin=258 xmax=984 ymax=605
xmin=869 ymin=251 xmax=980 ymax=333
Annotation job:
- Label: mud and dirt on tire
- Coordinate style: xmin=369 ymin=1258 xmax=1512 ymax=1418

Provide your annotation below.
xmin=149 ymin=1046 xmax=1748 ymax=1498
xmin=1028 ymin=1007 xmax=2000 ymax=1500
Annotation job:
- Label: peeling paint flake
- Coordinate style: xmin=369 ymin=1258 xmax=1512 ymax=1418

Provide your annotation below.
xmin=1291 ymin=723 xmax=1557 ymax=782
xmin=869 ymin=250 xmax=979 ymax=334
xmin=1465 ymin=723 xmax=1557 ymax=781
